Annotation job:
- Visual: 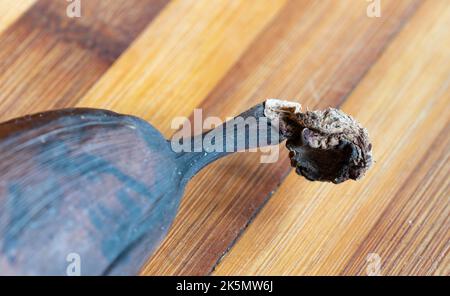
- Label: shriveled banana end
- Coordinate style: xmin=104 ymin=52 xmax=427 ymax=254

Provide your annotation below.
xmin=264 ymin=99 xmax=373 ymax=184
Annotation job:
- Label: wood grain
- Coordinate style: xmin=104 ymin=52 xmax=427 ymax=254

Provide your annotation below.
xmin=213 ymin=0 xmax=450 ymax=275
xmin=141 ymin=0 xmax=424 ymax=275
xmin=0 ymin=0 xmax=35 ymax=34
xmin=342 ymin=126 xmax=449 ymax=275
xmin=78 ymin=0 xmax=288 ymax=136
xmin=0 ymin=0 xmax=168 ymax=121
xmin=0 ymin=0 xmax=448 ymax=275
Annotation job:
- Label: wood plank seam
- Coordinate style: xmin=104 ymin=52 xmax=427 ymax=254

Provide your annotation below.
xmin=159 ymin=2 xmax=296 ymax=272
xmin=208 ymin=171 xmax=291 ymax=274
xmin=0 ymin=0 xmax=36 ymax=35
xmin=210 ymin=0 xmax=450 ymax=275
xmin=328 ymin=0 xmax=423 ymax=109
xmin=141 ymin=0 xmax=427 ymax=275
xmin=0 ymin=0 xmax=169 ymax=121
xmin=206 ymin=0 xmax=424 ymax=275
xmin=14 ymin=0 xmax=170 ymax=63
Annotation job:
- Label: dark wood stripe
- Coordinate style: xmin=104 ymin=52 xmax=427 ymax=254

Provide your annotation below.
xmin=341 ymin=125 xmax=449 ymax=275
xmin=141 ymin=0 xmax=422 ymax=275
xmin=0 ymin=0 xmax=168 ymax=121
xmin=24 ymin=0 xmax=168 ymax=62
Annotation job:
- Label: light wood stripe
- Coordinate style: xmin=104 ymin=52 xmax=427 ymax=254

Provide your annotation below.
xmin=77 ymin=0 xmax=288 ymax=137
xmin=0 ymin=0 xmax=35 ymax=34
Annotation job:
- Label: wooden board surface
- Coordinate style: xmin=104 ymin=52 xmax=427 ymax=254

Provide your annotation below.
xmin=0 ymin=0 xmax=448 ymax=275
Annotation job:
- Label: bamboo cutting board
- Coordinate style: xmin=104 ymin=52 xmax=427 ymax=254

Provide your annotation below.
xmin=0 ymin=0 xmax=448 ymax=275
